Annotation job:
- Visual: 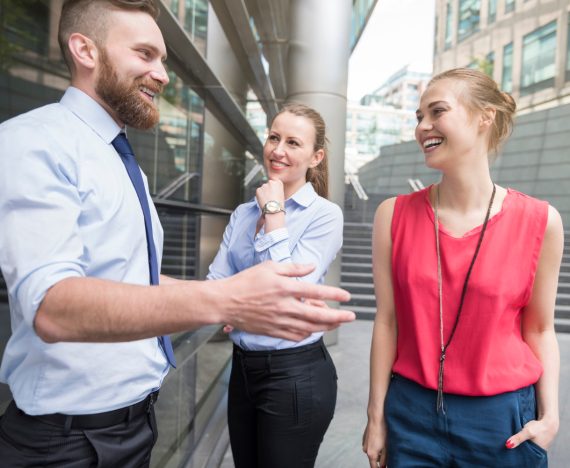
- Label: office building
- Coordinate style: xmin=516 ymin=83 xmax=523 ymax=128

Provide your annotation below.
xmin=345 ymin=64 xmax=430 ymax=173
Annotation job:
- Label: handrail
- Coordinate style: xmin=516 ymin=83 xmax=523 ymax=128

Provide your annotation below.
xmin=243 ymin=162 xmax=265 ymax=187
xmin=155 ymin=172 xmax=200 ymax=199
xmin=347 ymin=173 xmax=369 ymax=200
xmin=153 ymin=198 xmax=233 ymax=216
xmin=407 ymin=178 xmax=424 ymax=192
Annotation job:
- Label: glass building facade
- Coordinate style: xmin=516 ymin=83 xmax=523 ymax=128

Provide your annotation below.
xmin=520 ymin=20 xmax=557 ymax=96
xmin=0 ymin=1 xmax=241 ymax=465
xmin=457 ymin=0 xmax=480 ymax=42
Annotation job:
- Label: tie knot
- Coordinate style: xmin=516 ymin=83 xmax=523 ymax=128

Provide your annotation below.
xmin=112 ymin=133 xmax=135 ymax=157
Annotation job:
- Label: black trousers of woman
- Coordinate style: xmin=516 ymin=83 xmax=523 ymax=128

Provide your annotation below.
xmin=228 ymin=338 xmax=337 ymax=468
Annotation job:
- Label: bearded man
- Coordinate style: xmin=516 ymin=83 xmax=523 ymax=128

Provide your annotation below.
xmin=0 ymin=1 xmax=354 ymax=465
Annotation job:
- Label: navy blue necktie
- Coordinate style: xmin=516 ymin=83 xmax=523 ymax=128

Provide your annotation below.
xmin=112 ymin=133 xmax=176 ymax=368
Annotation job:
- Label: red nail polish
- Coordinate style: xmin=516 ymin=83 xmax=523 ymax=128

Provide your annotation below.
xmin=505 ymin=440 xmax=515 ymax=449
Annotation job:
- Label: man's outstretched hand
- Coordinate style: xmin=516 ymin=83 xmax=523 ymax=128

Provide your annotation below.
xmin=214 ymin=261 xmax=355 ymax=341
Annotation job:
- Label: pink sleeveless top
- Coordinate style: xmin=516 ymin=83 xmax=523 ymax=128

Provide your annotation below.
xmin=391 ymin=187 xmax=548 ymax=396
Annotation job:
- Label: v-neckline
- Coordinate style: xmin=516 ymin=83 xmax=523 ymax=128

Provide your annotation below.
xmin=423 ymin=185 xmax=512 ymax=239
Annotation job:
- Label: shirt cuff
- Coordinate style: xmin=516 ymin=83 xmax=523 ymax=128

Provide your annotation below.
xmin=254 ymin=227 xmax=289 ymax=252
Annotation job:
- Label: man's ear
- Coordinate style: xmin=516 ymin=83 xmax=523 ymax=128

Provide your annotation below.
xmin=310 ymin=149 xmax=325 ymax=168
xmin=68 ymin=33 xmax=98 ymax=71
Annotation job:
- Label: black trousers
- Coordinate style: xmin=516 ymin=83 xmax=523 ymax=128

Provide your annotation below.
xmin=0 ymin=397 xmax=158 ymax=467
xmin=228 ymin=338 xmax=337 ymax=468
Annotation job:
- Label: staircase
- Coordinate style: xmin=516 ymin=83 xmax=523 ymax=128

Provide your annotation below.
xmin=340 ymin=185 xmax=388 ymax=320
xmin=0 ymin=274 xmax=7 ymax=304
xmin=555 ymin=232 xmax=570 ymax=332
xmin=157 ymin=207 xmax=198 ymax=280
xmin=341 ymin=221 xmax=375 ymax=319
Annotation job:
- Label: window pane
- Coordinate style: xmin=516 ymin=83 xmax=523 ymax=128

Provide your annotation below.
xmin=520 ymin=21 xmax=557 ymax=95
xmin=488 ymin=0 xmax=497 ymax=24
xmin=567 ymin=14 xmax=570 ymax=81
xmin=485 ymin=51 xmax=495 ymax=77
xmin=434 ymin=14 xmax=439 ymax=54
xmin=129 ymin=71 xmax=205 ymax=204
xmin=458 ymin=0 xmax=481 ymax=42
xmin=167 ymin=0 xmax=208 ymax=55
xmin=445 ymin=1 xmax=453 ymax=49
xmin=502 ymin=42 xmax=513 ymax=93
xmin=505 ymin=0 xmax=515 ymax=14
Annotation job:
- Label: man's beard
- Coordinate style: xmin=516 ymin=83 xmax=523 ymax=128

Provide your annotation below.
xmin=95 ymin=49 xmax=162 ymax=130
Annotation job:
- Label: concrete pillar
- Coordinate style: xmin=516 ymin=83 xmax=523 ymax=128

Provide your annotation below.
xmin=287 ymin=0 xmax=352 ymax=343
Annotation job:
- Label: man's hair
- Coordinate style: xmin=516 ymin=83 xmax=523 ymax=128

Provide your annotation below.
xmin=58 ymin=0 xmax=160 ymax=73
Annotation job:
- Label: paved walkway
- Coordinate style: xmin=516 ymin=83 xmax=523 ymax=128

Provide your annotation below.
xmin=222 ymin=320 xmax=570 ymax=467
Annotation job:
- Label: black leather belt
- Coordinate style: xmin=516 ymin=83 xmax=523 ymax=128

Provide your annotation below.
xmin=19 ymin=390 xmax=159 ymax=430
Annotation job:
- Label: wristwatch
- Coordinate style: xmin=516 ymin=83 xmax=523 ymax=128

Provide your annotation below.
xmin=262 ymin=200 xmax=286 ymax=215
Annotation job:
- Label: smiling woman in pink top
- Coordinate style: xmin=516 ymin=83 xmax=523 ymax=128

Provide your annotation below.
xmin=362 ymin=68 xmax=563 ymax=468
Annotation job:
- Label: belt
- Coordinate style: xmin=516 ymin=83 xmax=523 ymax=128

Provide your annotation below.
xmin=233 ymin=338 xmax=328 ymax=371
xmin=22 ymin=391 xmax=159 ymax=431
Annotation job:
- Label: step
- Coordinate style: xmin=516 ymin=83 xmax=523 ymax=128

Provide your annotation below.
xmin=340 ymin=283 xmax=374 ymax=295
xmin=161 ymin=269 xmax=196 ymax=278
xmin=556 ymin=293 xmax=570 ymax=306
xmin=346 ymin=293 xmax=376 ymax=308
xmin=342 ymin=253 xmax=372 ymax=260
xmin=342 ymin=234 xmax=373 ymax=243
xmin=341 ymin=280 xmax=374 ymax=287
xmin=341 ymin=272 xmax=374 ymax=281
xmin=343 ymin=229 xmax=373 ymax=237
xmin=339 ymin=305 xmax=376 ymax=321
xmin=342 ymin=264 xmax=373 ymax=274
xmin=342 ymin=246 xmax=372 ymax=254
xmin=555 ymin=305 xmax=570 ymax=320
xmin=341 ymin=271 xmax=374 ymax=280
xmin=555 ymin=318 xmax=570 ymax=334
xmin=344 ymin=222 xmax=374 ymax=228
xmin=342 ymin=240 xmax=373 ymax=248
xmin=162 ymin=246 xmax=198 ymax=254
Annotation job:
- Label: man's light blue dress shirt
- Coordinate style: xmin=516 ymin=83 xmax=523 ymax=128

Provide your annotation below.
xmin=0 ymin=87 xmax=169 ymax=415
xmin=207 ymin=182 xmax=343 ymax=350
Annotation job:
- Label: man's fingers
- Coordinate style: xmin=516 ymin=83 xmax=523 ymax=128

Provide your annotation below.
xmin=304 ymin=299 xmax=327 ymax=308
xmin=274 ymin=262 xmax=316 ymax=278
xmin=289 ymin=278 xmax=352 ymax=303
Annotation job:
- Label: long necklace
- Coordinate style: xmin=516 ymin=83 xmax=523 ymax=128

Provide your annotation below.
xmin=434 ymin=182 xmax=496 ymax=413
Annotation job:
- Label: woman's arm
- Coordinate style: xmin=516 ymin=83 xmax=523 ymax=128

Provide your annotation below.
xmin=255 ymin=182 xmax=343 ymax=284
xmin=363 ymin=198 xmax=398 ymax=468
xmin=206 ymin=209 xmax=239 ymax=280
xmin=507 ymin=204 xmax=564 ymax=450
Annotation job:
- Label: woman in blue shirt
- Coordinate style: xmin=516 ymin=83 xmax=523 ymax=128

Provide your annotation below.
xmin=208 ymin=103 xmax=343 ymax=468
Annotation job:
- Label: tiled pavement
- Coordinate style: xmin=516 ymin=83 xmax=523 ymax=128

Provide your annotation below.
xmin=222 ymin=320 xmax=570 ymax=467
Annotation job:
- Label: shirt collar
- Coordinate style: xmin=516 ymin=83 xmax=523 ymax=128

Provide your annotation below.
xmin=287 ymin=182 xmax=318 ymax=208
xmin=249 ymin=182 xmax=318 ymax=210
xmin=60 ymin=87 xmax=123 ymax=144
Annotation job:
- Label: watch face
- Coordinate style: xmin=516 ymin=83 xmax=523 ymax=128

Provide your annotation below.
xmin=264 ymin=201 xmax=281 ymax=214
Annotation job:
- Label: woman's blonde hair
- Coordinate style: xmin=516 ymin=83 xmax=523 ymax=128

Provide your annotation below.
xmin=428 ymin=68 xmax=517 ymax=156
xmin=269 ymin=103 xmax=329 ymax=198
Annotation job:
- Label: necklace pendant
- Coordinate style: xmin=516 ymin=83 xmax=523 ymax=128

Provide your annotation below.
xmin=436 ymin=350 xmax=446 ymax=414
